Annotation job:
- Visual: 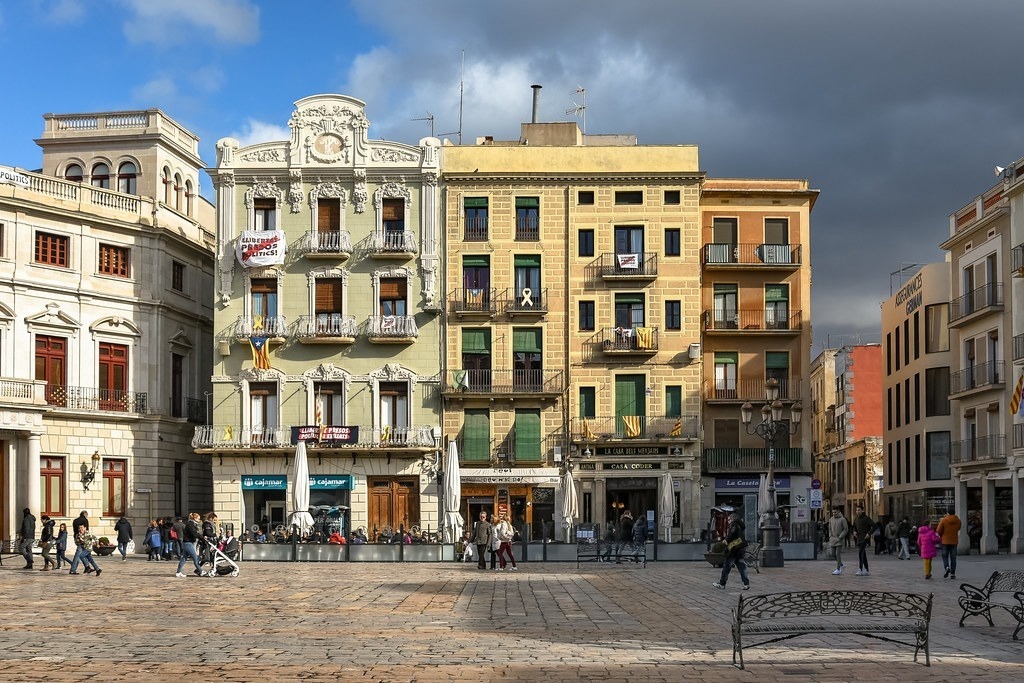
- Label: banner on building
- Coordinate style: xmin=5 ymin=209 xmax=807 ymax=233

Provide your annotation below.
xmin=290 ymin=425 xmax=359 ymax=444
xmin=1011 ymin=370 xmax=1024 ymax=416
xmin=236 ymin=230 xmax=285 ymax=267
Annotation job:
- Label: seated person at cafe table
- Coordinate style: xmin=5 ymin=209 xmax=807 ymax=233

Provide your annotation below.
xmin=328 ymin=531 xmax=346 ymax=545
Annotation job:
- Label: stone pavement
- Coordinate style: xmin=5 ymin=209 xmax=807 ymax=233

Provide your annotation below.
xmin=1 ymin=549 xmax=1023 ymax=682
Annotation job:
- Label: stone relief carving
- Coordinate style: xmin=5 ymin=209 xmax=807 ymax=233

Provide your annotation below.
xmin=423 ymin=171 xmax=438 ymax=186
xmin=303 ymin=363 xmax=351 ymax=382
xmin=239 ymin=367 xmax=286 ymax=383
xmin=240 ymin=148 xmax=284 ymax=163
xmin=289 ymin=103 xmax=369 ymax=161
xmin=288 ymin=170 xmax=303 ymax=213
xmin=309 ymin=182 xmax=348 ymax=207
xmin=371 ymin=146 xmax=419 ymax=164
xmin=244 ymin=180 xmax=284 ymax=208
xmin=353 ymin=169 xmax=368 ymax=213
xmin=369 ymin=363 xmax=418 ymax=383
xmin=421 ymin=264 xmax=438 ymax=308
xmin=307 ymin=266 xmax=349 ymax=283
xmin=372 ymin=179 xmax=412 ymax=209
xmin=216 ymin=138 xmax=239 ymax=167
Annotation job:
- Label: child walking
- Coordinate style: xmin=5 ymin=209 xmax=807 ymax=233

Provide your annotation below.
xmin=917 ymin=520 xmax=940 ymax=579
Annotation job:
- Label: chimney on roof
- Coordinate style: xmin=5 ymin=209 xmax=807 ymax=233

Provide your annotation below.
xmin=531 ymin=84 xmax=542 ymax=124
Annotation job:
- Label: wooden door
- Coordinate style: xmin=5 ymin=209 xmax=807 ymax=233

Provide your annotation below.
xmin=367 ymin=478 xmax=420 ymax=537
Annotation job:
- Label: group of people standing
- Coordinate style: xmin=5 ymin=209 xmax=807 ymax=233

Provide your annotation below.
xmin=470 ymin=510 xmax=518 ymax=571
xmin=16 ymin=508 xmax=104 ymax=576
xmin=600 ymin=509 xmax=648 ymax=564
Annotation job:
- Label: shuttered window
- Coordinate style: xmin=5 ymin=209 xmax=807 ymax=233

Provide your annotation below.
xmin=514 ymin=409 xmax=542 ymax=462
xmin=766 ymin=352 xmax=789 ymax=369
xmin=463 ymin=409 xmax=491 ymax=462
xmin=315 ymin=279 xmax=343 ymax=314
xmin=462 ymin=328 xmax=491 ymax=354
xmin=318 ymin=199 xmax=340 ymax=232
xmin=383 ymin=198 xmax=404 ymax=231
xmin=512 ymin=328 xmax=542 ymax=353
xmin=765 ymin=284 xmax=788 ymax=302
xmin=379 ymin=278 xmax=406 ymax=299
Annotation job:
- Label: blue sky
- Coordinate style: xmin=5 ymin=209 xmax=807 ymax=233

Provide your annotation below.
xmin=3 ymin=0 xmax=1024 ymax=345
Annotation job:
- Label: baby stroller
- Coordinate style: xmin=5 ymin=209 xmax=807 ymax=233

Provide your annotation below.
xmin=201 ymin=536 xmax=240 ymax=577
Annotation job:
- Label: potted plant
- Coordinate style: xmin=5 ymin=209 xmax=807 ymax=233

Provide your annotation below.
xmin=93 ymin=536 xmax=117 ymax=556
xmin=704 ymin=541 xmax=727 ymax=568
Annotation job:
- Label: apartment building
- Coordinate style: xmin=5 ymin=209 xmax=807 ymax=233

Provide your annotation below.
xmin=0 ymin=110 xmax=215 ymax=539
xmin=441 ymin=120 xmax=704 ymax=541
xmin=810 ymin=348 xmax=838 ymax=515
xmin=700 ymin=179 xmax=817 ymax=535
xmin=880 ymin=263 xmax=954 ymax=527
xmin=197 ymin=95 xmax=443 ymax=540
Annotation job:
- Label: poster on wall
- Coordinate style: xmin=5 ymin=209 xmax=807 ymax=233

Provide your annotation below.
xmin=236 ymin=230 xmax=285 ymax=267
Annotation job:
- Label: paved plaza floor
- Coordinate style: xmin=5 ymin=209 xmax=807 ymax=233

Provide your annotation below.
xmin=1 ymin=549 xmax=1023 ymax=681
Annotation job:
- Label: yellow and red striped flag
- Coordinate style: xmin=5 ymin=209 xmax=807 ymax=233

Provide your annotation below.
xmin=249 ymin=336 xmax=271 ymax=370
xmin=1011 ymin=370 xmax=1024 ymax=416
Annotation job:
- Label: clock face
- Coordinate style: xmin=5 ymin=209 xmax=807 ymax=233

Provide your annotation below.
xmin=314 ymin=134 xmax=342 ymax=156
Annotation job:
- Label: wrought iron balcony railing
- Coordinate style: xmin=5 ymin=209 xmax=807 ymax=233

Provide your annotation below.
xmin=503 ymin=287 xmax=548 ymax=316
xmin=1015 ymin=424 xmax=1024 ymax=450
xmin=235 ymin=315 xmax=287 ymax=339
xmin=295 ymin=314 xmax=358 ymax=342
xmin=703 ymin=309 xmax=802 ymax=332
xmin=702 ymin=447 xmax=805 ymax=473
xmin=450 ymin=287 xmax=499 ymax=316
xmin=599 ymin=326 xmax=659 ymax=353
xmin=951 ymin=435 xmax=1006 ymax=465
xmin=443 ymin=369 xmax=564 ymax=395
xmin=949 ymin=360 xmax=1004 ymax=395
xmin=45 ymin=384 xmax=148 ymax=414
xmin=1014 ymin=334 xmax=1024 ymax=362
xmin=1013 ymin=243 xmax=1024 ymax=274
xmin=515 ymin=216 xmax=540 ymax=241
xmin=702 ymin=243 xmax=802 ymax=266
xmin=949 ymin=282 xmax=1003 ymax=323
xmin=368 ymin=230 xmax=417 ymax=255
xmin=366 ymin=315 xmax=418 ymax=340
xmin=298 ymin=229 xmax=353 ymax=258
xmin=703 ymin=378 xmax=803 ymax=402
xmin=463 ymin=216 xmax=488 ymax=241
xmin=598 ymin=252 xmax=658 ymax=278
xmin=192 ymin=424 xmax=436 ymax=449
xmin=571 ymin=415 xmax=700 ymax=441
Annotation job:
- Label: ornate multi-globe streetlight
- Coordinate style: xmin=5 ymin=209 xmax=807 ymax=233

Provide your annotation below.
xmin=741 ymin=378 xmax=802 ymax=568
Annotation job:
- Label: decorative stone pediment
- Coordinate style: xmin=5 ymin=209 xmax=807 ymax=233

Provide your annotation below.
xmin=239 ymin=367 xmax=286 ymax=383
xmin=309 ymin=182 xmax=348 ymax=207
xmin=25 ymin=303 xmax=79 ymax=331
xmin=369 ymin=363 xmax=418 ymax=383
xmin=372 ymin=180 xmax=412 ymax=209
xmin=307 ymin=266 xmax=349 ymax=283
xmin=289 ymin=95 xmax=370 ymax=166
xmin=239 ymin=146 xmax=285 ymax=164
xmin=89 ymin=316 xmax=142 ymax=338
xmin=303 ymin=363 xmax=351 ymax=382
xmin=244 ymin=180 xmax=285 ymax=208
xmin=0 ymin=301 xmax=14 ymax=321
xmin=168 ymin=329 xmax=194 ymax=351
xmin=369 ymin=143 xmax=420 ymax=164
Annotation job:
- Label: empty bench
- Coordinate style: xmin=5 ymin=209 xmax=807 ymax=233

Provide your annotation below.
xmin=732 ymin=590 xmax=932 ymax=669
xmin=958 ymin=570 xmax=1024 ymax=640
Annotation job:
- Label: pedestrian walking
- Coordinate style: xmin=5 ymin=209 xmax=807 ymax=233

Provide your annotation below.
xmin=712 ymin=513 xmax=750 ymax=590
xmin=487 ymin=513 xmax=499 ymax=570
xmin=72 ymin=528 xmax=101 ymax=576
xmin=115 ymin=515 xmax=133 ymax=562
xmin=493 ymin=512 xmax=518 ymax=571
xmin=174 ymin=512 xmax=204 ymax=578
xmin=896 ymin=516 xmax=912 ymax=559
xmin=471 ymin=510 xmax=491 ymax=571
xmin=630 ymin=513 xmax=648 ymax=562
xmin=885 ymin=518 xmax=898 ymax=555
xmin=55 ymin=523 xmax=71 ymax=569
xmin=615 ymin=509 xmax=634 ymax=564
xmin=852 ymin=505 xmax=874 ymax=576
xmin=917 ymin=520 xmax=941 ymax=579
xmin=600 ymin=523 xmax=616 ymax=562
xmin=69 ymin=510 xmax=91 ymax=574
xmin=936 ymin=506 xmax=962 ymax=580
xmin=38 ymin=514 xmax=56 ymax=570
xmin=171 ymin=516 xmax=186 ymax=561
xmin=17 ymin=507 xmax=37 ymax=569
xmin=828 ymin=507 xmax=849 ymax=574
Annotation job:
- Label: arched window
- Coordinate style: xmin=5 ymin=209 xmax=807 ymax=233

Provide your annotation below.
xmin=174 ymin=173 xmax=183 ymax=210
xmin=117 ymin=162 xmax=137 ymax=195
xmin=91 ymin=163 xmax=110 ymax=189
xmin=65 ymin=164 xmax=83 ymax=182
xmin=185 ymin=179 xmax=194 ymax=216
xmin=162 ymin=167 xmax=172 ymax=204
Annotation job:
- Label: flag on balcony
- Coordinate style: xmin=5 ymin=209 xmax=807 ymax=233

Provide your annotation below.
xmin=669 ymin=417 xmax=682 ymax=437
xmin=582 ymin=419 xmax=596 ymax=441
xmin=1011 ymin=370 xmax=1024 ymax=416
xmin=249 ymin=336 xmax=271 ymax=370
xmin=616 ymin=253 xmax=639 ymax=269
xmin=623 ymin=415 xmax=641 ymax=438
xmin=635 ymin=327 xmax=653 ymax=349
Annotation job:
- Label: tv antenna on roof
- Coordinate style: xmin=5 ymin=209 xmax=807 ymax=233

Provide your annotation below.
xmin=565 ymin=85 xmax=586 ymax=135
xmin=412 ymin=113 xmax=435 ymax=138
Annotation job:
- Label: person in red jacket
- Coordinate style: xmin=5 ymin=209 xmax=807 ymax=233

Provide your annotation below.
xmin=935 ymin=506 xmax=962 ymax=580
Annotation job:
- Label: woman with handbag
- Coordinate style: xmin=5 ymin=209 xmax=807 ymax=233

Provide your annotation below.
xmin=712 ymin=513 xmax=750 ymax=590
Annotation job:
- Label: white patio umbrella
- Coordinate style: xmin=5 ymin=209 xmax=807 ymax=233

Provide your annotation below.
xmin=658 ymin=471 xmax=675 ymax=542
xmin=560 ymin=467 xmax=579 ymax=543
xmin=288 ymin=439 xmax=314 ymax=536
xmin=442 ymin=440 xmax=464 ymax=543
xmin=757 ymin=473 xmax=771 ymax=517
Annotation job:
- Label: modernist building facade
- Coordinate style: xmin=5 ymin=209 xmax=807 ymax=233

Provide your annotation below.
xmin=441 ymin=122 xmax=704 ymax=540
xmin=0 ymin=109 xmax=215 ymax=540
xmin=880 ymin=263 xmax=955 ymax=527
xmin=197 ymin=95 xmax=443 ymax=540
xmin=699 ymin=179 xmax=817 ymax=536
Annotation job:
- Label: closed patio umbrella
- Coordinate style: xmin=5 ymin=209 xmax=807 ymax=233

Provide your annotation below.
xmin=659 ymin=471 xmax=675 ymax=542
xmin=289 ymin=440 xmax=314 ymax=536
xmin=560 ymin=467 xmax=579 ymax=543
xmin=442 ymin=441 xmax=464 ymax=543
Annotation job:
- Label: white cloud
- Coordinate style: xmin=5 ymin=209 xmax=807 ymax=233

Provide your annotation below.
xmin=230 ymin=119 xmax=290 ymax=148
xmin=119 ymin=0 xmax=259 ymax=46
xmin=45 ymin=0 xmax=85 ymax=24
xmin=132 ymin=76 xmax=179 ymax=103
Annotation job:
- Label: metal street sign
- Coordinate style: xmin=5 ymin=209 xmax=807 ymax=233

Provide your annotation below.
xmin=811 ymin=478 xmax=822 ymax=489
xmin=810 ymin=489 xmax=823 ymax=501
xmin=810 ymin=499 xmax=823 ymax=509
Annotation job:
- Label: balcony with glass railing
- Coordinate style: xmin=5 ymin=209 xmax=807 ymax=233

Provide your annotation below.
xmin=294 ymin=314 xmax=358 ymax=344
xmin=702 ymin=447 xmax=805 ymax=473
xmin=366 ymin=315 xmax=418 ymax=343
xmin=442 ymin=369 xmax=564 ymax=396
xmin=598 ymin=252 xmax=658 ymax=279
xmin=951 ymin=434 xmax=1006 ymax=465
xmin=297 ymin=229 xmax=353 ymax=259
xmin=368 ymin=230 xmax=417 ymax=257
xmin=949 ymin=283 xmax=1003 ymax=325
xmin=598 ymin=326 xmax=659 ymax=354
xmin=949 ymin=360 xmax=1004 ymax=396
xmin=702 ymin=243 xmax=802 ymax=267
xmin=703 ymin=309 xmax=802 ymax=333
xmin=571 ymin=414 xmax=700 ymax=441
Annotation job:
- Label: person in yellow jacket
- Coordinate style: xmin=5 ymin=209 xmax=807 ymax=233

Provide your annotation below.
xmin=935 ymin=506 xmax=962 ymax=580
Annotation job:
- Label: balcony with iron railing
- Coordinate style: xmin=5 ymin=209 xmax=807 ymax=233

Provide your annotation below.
xmin=703 ymin=309 xmax=802 ymax=333
xmin=1013 ymin=243 xmax=1024 ymax=276
xmin=234 ymin=315 xmax=288 ymax=340
xmin=949 ymin=282 xmax=1003 ymax=325
xmin=493 ymin=431 xmax=556 ymax=464
xmin=515 ymin=216 xmax=540 ymax=241
xmin=442 ymin=369 xmax=564 ymax=396
xmin=598 ymin=326 xmax=659 ymax=354
xmin=949 ymin=360 xmax=1004 ymax=396
xmin=598 ymin=252 xmax=658 ymax=279
xmin=702 ymin=243 xmax=802 ymax=267
xmin=368 ymin=230 xmax=417 ymax=257
xmin=463 ymin=216 xmax=489 ymax=241
xmin=503 ymin=287 xmax=548 ymax=316
xmin=951 ymin=434 xmax=1006 ymax=465
xmin=449 ymin=287 xmax=499 ymax=317
xmin=571 ymin=415 xmax=700 ymax=442
xmin=192 ymin=424 xmax=436 ymax=450
xmin=703 ymin=378 xmax=803 ymax=402
xmin=1014 ymin=334 xmax=1024 ymax=362
xmin=294 ymin=314 xmax=358 ymax=344
xmin=366 ymin=315 xmax=418 ymax=342
xmin=297 ymin=229 xmax=353 ymax=259
xmin=702 ymin=447 xmax=805 ymax=473
xmin=45 ymin=385 xmax=148 ymax=414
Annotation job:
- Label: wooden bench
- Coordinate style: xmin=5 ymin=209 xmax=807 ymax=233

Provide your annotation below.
xmin=732 ymin=590 xmax=932 ymax=669
xmin=958 ymin=570 xmax=1024 ymax=640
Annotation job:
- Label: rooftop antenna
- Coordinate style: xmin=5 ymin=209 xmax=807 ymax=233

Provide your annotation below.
xmin=565 ymin=85 xmax=586 ymax=135
xmin=429 ymin=51 xmax=464 ymax=144
xmin=412 ymin=113 xmax=435 ymax=138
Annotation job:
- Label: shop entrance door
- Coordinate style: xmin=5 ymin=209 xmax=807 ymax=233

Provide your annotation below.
xmin=368 ymin=477 xmax=420 ymax=538
xmin=265 ymin=501 xmax=286 ymax=531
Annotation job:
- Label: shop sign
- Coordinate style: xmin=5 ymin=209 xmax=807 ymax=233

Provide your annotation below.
xmin=604 ymin=462 xmax=661 ymax=470
xmin=460 ymin=467 xmax=560 ymax=484
xmin=241 ymin=475 xmax=287 ymax=490
xmin=577 ymin=462 xmax=597 ymax=471
xmin=291 ymin=425 xmax=359 ymax=444
xmin=596 ymin=446 xmax=666 ymax=456
xmin=310 ymin=475 xmax=354 ymax=490
xmin=716 ymin=476 xmax=790 ymax=489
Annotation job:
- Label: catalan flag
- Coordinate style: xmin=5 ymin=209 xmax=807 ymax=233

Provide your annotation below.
xmin=249 ymin=336 xmax=271 ymax=370
xmin=669 ymin=417 xmax=682 ymax=437
xmin=1011 ymin=370 xmax=1024 ymax=416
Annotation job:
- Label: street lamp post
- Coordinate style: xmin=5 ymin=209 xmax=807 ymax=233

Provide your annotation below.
xmin=740 ymin=378 xmax=802 ymax=568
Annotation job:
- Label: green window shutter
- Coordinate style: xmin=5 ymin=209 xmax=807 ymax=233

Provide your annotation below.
xmin=512 ymin=327 xmax=542 ymax=353
xmin=714 ymin=283 xmax=738 ymax=294
xmin=614 ymin=374 xmax=646 ymax=416
xmin=515 ymin=197 xmax=539 ymax=208
xmin=462 ymin=328 xmax=491 ymax=354
xmin=579 ymin=387 xmax=596 ymax=418
xmin=666 ymin=386 xmax=682 ymax=417
xmin=766 ymin=352 xmax=789 ymax=369
xmin=463 ymin=409 xmax=491 ymax=462
xmin=464 ymin=197 xmax=488 ymax=208
xmin=514 ymin=409 xmax=542 ymax=462
xmin=514 ymin=254 xmax=542 ymax=267
xmin=765 ymin=284 xmax=788 ymax=302
xmin=462 ymin=255 xmax=490 ymax=268
xmin=714 ymin=352 xmax=738 ymax=365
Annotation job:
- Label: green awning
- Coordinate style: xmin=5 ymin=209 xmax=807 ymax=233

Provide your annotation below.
xmin=513 ymin=327 xmax=542 ymax=353
xmin=462 ymin=328 xmax=491 ymax=354
xmin=766 ymin=352 xmax=789 ymax=369
xmin=714 ymin=352 xmax=738 ymax=365
xmin=514 ymin=254 xmax=542 ymax=267
xmin=615 ymin=293 xmax=644 ymax=305
xmin=765 ymin=284 xmax=788 ymax=302
xmin=462 ymin=255 xmax=490 ymax=267
xmin=714 ymin=283 xmax=737 ymax=294
xmin=515 ymin=197 xmax=539 ymax=208
xmin=464 ymin=197 xmax=488 ymax=208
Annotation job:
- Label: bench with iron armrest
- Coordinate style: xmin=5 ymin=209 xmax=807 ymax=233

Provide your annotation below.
xmin=743 ymin=542 xmax=762 ymax=574
xmin=731 ymin=590 xmax=932 ymax=669
xmin=958 ymin=570 xmax=1024 ymax=640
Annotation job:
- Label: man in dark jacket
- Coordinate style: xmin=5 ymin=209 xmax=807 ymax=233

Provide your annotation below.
xmin=615 ymin=510 xmax=634 ymax=564
xmin=712 ymin=513 xmax=750 ymax=590
xmin=471 ymin=510 xmax=491 ymax=570
xmin=630 ymin=513 xmax=648 ymax=563
xmin=896 ymin=516 xmax=912 ymax=559
xmin=114 ymin=516 xmax=133 ymax=562
xmin=852 ymin=505 xmax=875 ymax=576
xmin=18 ymin=508 xmax=36 ymax=569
